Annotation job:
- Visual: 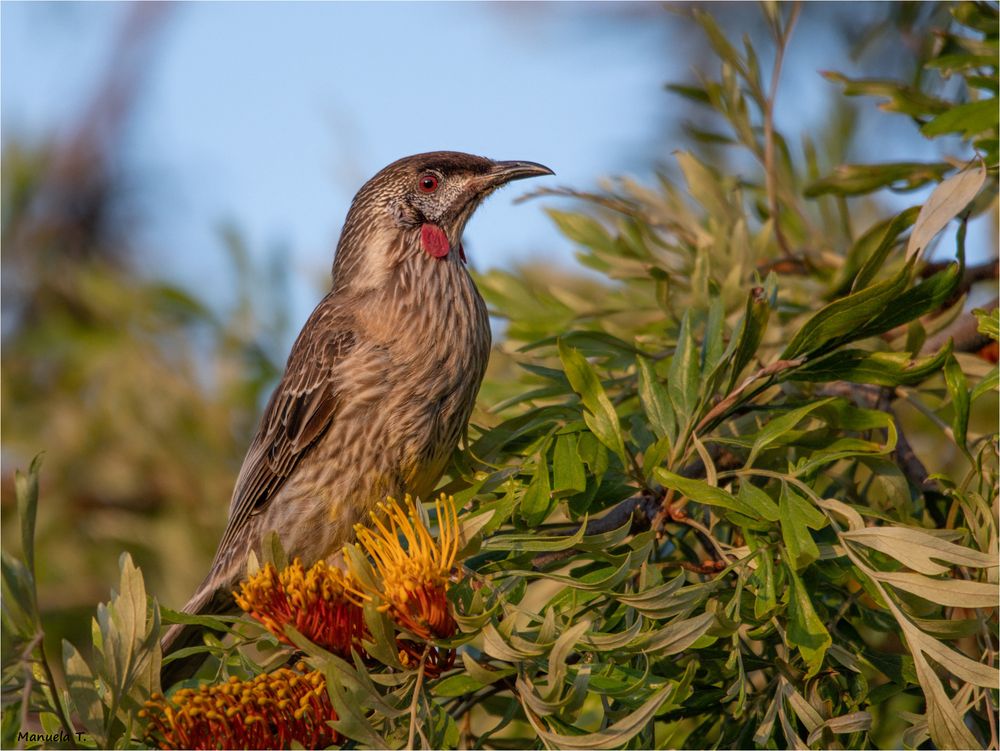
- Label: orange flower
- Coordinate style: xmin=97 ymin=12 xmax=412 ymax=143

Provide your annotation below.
xmin=234 ymin=559 xmax=366 ymax=658
xmin=140 ymin=664 xmax=340 ymax=750
xmin=352 ymin=494 xmax=460 ymax=641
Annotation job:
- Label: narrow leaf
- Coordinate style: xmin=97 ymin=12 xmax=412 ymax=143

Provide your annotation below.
xmin=669 ymin=311 xmax=700 ymax=421
xmin=637 ymin=356 xmax=676 ymax=443
xmin=943 ymin=354 xmax=970 ymax=451
xmin=559 ymin=340 xmax=626 ymax=463
xmin=655 ymin=470 xmax=762 ymax=520
xmin=907 ymin=162 xmax=986 ymax=260
xmin=785 ymin=564 xmax=831 ymax=678
xmin=877 ymin=571 xmax=998 ymax=608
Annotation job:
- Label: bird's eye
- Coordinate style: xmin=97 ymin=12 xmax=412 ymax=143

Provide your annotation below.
xmin=417 ymin=174 xmax=439 ymax=193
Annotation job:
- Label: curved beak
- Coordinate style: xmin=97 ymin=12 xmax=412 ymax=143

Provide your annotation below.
xmin=484 ymin=160 xmax=554 ymax=187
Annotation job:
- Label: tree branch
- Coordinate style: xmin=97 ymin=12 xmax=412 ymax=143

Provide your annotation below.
xmin=531 ymin=446 xmax=730 ymax=568
xmin=921 ymin=297 xmax=998 ymax=356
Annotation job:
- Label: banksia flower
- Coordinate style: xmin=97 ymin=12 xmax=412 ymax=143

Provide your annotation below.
xmin=353 ymin=493 xmax=460 ymax=641
xmin=140 ymin=664 xmax=340 ymax=750
xmin=234 ymin=559 xmax=366 ymax=658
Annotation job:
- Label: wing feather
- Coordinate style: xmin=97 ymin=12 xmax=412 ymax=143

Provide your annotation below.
xmin=215 ymin=299 xmax=356 ymax=553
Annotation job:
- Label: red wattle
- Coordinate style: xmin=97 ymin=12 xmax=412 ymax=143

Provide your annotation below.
xmin=421 ymin=224 xmax=451 ymax=258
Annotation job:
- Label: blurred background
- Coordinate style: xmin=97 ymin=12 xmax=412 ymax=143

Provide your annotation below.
xmin=2 ymin=2 xmax=992 ymax=647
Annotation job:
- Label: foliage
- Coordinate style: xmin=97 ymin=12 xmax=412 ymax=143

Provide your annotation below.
xmin=0 ymin=4 xmax=289 ymax=621
xmin=2 ymin=2 xmax=998 ymax=749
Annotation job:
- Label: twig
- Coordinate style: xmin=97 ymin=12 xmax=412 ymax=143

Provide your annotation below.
xmin=450 ymin=679 xmax=512 ymax=723
xmin=920 ymin=258 xmax=998 ymax=285
xmin=531 ymin=490 xmax=663 ymax=569
xmin=881 ymin=263 xmax=997 ymax=345
xmin=921 ymin=297 xmax=998 ymax=356
xmin=17 ymin=633 xmax=43 ymax=751
xmin=512 ymin=185 xmax=640 ymax=216
xmin=530 ymin=445 xmax=734 ymax=569
xmin=818 ymin=381 xmax=945 ymax=498
xmin=678 ymin=516 xmax=735 ymax=565
xmin=763 ymin=2 xmax=801 ymax=259
xmin=696 ymin=358 xmax=805 ymax=434
xmin=407 ymin=646 xmax=430 ymax=751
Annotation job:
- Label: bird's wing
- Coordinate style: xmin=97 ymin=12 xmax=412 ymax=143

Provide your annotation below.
xmin=215 ymin=299 xmax=356 ymax=554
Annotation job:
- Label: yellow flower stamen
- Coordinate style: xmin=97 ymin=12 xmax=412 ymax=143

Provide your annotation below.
xmin=234 ymin=558 xmax=367 ymax=658
xmin=142 ymin=666 xmax=339 ymax=750
xmin=350 ymin=493 xmax=460 ymax=641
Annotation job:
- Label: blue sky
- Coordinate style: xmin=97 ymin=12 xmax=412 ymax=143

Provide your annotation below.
xmin=2 ymin=3 xmax=677 ymax=319
xmin=2 ymin=3 xmax=987 ymax=335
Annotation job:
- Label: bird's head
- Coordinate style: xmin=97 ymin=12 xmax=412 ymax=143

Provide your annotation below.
xmin=332 ymin=151 xmax=553 ymax=292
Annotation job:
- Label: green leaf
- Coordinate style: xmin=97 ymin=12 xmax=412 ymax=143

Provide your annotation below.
xmin=853 ymin=262 xmax=961 ymax=339
xmin=1 ymin=553 xmax=37 ymax=635
xmin=921 ymin=99 xmax=999 ymax=139
xmin=459 ymin=653 xmax=516 ymax=686
xmin=779 ymin=485 xmax=825 ymax=570
xmin=324 ymin=668 xmax=391 ymax=748
xmin=822 ymin=71 xmax=950 ymax=117
xmin=804 ymin=162 xmax=951 ymax=197
xmin=260 ymin=530 xmax=288 ymax=571
xmin=738 ymin=483 xmax=780 ymax=522
xmin=749 ymin=537 xmax=777 ymax=618
xmin=629 ymin=611 xmax=716 ymax=655
xmin=481 ymin=520 xmax=588 ymax=553
xmin=159 ymin=606 xmax=241 ymax=631
xmin=636 ymin=356 xmax=676 ymax=443
xmin=482 ymin=623 xmax=547 ymax=661
xmin=851 ymin=207 xmax=920 ymax=290
xmin=456 ymin=508 xmax=496 ymax=559
xmin=727 ymin=284 xmax=772 ymax=392
xmin=433 ymin=673 xmax=487 ymax=697
xmin=971 ymin=365 xmax=998 ymax=403
xmin=784 ymin=564 xmax=831 ymax=678
xmin=665 ymin=82 xmax=711 ymax=105
xmin=788 ymin=344 xmax=952 ymax=387
xmin=361 ymin=601 xmax=405 ymax=669
xmin=655 ymin=470 xmax=763 ymax=520
xmin=747 ymin=398 xmax=835 ymax=466
xmin=524 ymin=676 xmax=684 ymax=750
xmin=14 ymin=455 xmax=42 ymax=580
xmin=974 ymin=306 xmax=999 ymax=340
xmin=558 ymin=340 xmax=626 ymax=464
xmin=782 ymin=259 xmax=914 ymax=360
xmin=701 ymin=294 xmax=726 ymax=378
xmin=521 ymin=457 xmax=554 ymax=527
xmin=62 ymin=641 xmax=104 ymax=740
xmin=543 ymin=620 xmax=592 ymax=700
xmin=547 ymin=210 xmax=615 ymax=254
xmin=552 ymin=433 xmax=586 ymax=498
xmin=512 ymin=544 xmax=651 ymax=593
xmin=943 ymin=354 xmax=970 ymax=451
xmin=692 ymin=10 xmax=744 ymax=75
xmin=668 ymin=311 xmax=700 ymax=422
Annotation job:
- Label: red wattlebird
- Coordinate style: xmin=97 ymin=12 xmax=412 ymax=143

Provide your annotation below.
xmin=161 ymin=152 xmax=553 ymax=684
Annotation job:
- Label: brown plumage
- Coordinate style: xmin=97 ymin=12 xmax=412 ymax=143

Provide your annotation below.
xmin=161 ymin=151 xmax=552 ymax=684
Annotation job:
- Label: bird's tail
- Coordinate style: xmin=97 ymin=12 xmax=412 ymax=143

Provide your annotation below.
xmin=159 ymin=581 xmax=236 ymax=689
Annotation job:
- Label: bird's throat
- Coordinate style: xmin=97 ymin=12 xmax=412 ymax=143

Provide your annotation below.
xmin=420 ymin=223 xmax=450 ymax=259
